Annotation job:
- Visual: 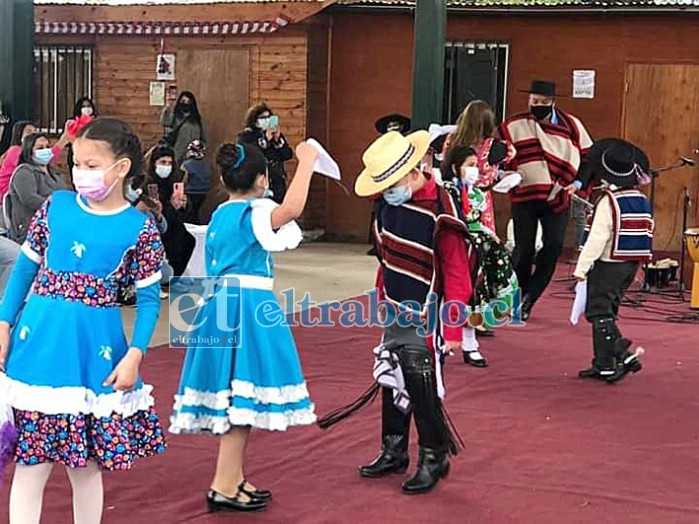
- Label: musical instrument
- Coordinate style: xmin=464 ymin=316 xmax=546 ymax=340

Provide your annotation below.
xmin=684 ymin=228 xmax=699 ymax=309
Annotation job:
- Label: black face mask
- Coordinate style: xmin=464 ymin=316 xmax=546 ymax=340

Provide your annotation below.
xmin=530 ymin=104 xmax=553 ymax=120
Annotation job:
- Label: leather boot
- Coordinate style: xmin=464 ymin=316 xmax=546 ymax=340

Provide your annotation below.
xmin=399 ymin=347 xmax=455 ymax=494
xmin=358 ymin=388 xmax=410 ymax=478
xmin=401 ymin=447 xmax=450 ymax=495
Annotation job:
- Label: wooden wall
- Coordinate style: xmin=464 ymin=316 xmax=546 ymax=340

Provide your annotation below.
xmin=326 ymin=12 xmax=699 ymax=248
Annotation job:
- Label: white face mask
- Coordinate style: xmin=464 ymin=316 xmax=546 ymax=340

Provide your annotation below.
xmin=155 ymin=165 xmax=172 ymax=179
xmin=72 ymin=161 xmax=123 ymax=202
xmin=461 ymin=166 xmax=480 ymax=187
xmin=257 ymin=117 xmax=270 ymax=130
xmin=81 ymin=106 xmax=93 ymax=117
xmin=124 ymin=183 xmax=142 ymax=203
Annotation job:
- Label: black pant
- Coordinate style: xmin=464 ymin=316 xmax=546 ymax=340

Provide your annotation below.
xmin=185 ymin=193 xmax=207 ymax=225
xmin=163 ymin=225 xmax=195 ymax=277
xmin=585 ymin=261 xmax=639 ymax=369
xmin=269 ymin=173 xmax=287 ymax=205
xmin=511 ymin=200 xmax=569 ymax=304
xmin=381 ymin=346 xmax=450 ymax=452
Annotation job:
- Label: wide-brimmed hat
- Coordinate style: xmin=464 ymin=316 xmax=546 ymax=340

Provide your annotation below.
xmin=588 ymin=138 xmax=649 ymax=188
xmin=355 ymin=130 xmax=431 ymax=197
xmin=519 ymin=80 xmax=563 ymax=98
xmin=375 ymin=113 xmax=411 ymax=135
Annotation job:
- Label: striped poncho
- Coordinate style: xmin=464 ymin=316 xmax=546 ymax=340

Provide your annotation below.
xmin=497 ymin=110 xmax=593 ymax=213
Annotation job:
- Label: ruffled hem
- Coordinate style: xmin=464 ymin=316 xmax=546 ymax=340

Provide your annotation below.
xmin=13 ymin=407 xmax=166 ymax=470
xmin=0 ymin=373 xmax=156 ymax=418
xmin=172 ymin=381 xmax=312 ymax=412
xmin=169 ymin=405 xmax=317 ymax=434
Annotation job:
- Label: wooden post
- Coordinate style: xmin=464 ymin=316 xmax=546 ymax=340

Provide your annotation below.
xmin=411 ymin=0 xmax=446 ymax=130
xmin=0 ymin=0 xmax=34 ymax=145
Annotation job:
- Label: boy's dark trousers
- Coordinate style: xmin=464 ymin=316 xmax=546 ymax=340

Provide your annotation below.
xmin=585 ymin=260 xmax=639 ymax=369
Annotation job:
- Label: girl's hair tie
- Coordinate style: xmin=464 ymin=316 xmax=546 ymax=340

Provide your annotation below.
xmin=233 ymin=144 xmax=246 ymax=169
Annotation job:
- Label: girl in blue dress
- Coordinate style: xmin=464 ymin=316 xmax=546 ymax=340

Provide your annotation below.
xmin=0 ymin=118 xmax=166 ymax=524
xmin=169 ymin=140 xmax=318 ymax=513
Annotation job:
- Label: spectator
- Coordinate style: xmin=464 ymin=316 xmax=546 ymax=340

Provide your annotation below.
xmin=238 ymin=103 xmax=292 ymax=204
xmin=160 ymin=91 xmax=207 ymax=165
xmin=181 ymin=139 xmax=211 ymax=224
xmin=7 ymin=132 xmax=67 ymax=243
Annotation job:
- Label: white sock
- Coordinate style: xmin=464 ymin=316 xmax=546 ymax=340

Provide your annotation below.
xmin=9 ymin=463 xmax=54 ymax=524
xmin=461 ymin=327 xmax=479 ymax=352
xmin=66 ymin=461 xmax=104 ymax=524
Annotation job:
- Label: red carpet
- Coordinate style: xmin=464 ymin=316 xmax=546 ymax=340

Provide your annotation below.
xmin=2 ymin=272 xmax=699 ymax=523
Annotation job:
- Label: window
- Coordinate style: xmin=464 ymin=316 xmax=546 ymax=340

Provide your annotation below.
xmin=443 ymin=41 xmax=509 ymax=124
xmin=34 ymin=45 xmax=93 ymax=134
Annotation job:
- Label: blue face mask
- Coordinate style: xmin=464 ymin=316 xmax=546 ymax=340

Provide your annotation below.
xmin=383 ymin=185 xmax=412 ymax=206
xmin=33 ymin=148 xmax=53 ymax=166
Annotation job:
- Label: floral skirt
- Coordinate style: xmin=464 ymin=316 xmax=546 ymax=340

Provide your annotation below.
xmin=13 ymin=407 xmax=166 ymax=470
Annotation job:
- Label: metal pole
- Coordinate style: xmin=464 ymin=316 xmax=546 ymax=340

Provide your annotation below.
xmin=411 ymin=0 xmax=447 ymax=130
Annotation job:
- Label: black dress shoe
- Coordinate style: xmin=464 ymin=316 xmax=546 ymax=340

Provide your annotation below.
xmin=359 ymin=449 xmax=409 ymax=478
xmin=401 ymin=448 xmax=450 ymax=495
xmin=578 ymin=366 xmax=610 ymax=380
xmin=238 ymin=479 xmax=272 ymax=502
xmin=462 ymin=352 xmax=488 ymax=368
xmin=206 ymin=489 xmax=268 ymax=513
xmin=520 ymin=296 xmax=533 ymax=321
xmin=475 ymin=327 xmax=495 ymax=338
xmin=605 ymin=349 xmax=644 ymax=384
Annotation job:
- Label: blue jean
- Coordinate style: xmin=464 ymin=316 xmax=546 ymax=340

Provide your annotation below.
xmin=572 ymin=200 xmax=587 ymax=249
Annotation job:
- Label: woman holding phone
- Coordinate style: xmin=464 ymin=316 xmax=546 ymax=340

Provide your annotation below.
xmin=145 ymin=144 xmax=195 ymax=276
xmin=238 ymin=103 xmax=292 ymax=204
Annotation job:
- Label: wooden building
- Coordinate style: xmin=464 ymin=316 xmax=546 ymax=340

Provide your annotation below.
xmin=33 ymin=0 xmax=699 ymax=252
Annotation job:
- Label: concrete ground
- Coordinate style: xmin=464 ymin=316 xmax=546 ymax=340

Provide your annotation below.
xmin=123 ymin=242 xmax=377 ymax=347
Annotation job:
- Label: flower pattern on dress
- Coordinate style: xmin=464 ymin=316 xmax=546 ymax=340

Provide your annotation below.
xmin=25 ymin=199 xmax=51 ymax=259
xmin=13 ymin=408 xmax=167 ymax=471
xmin=71 ymin=241 xmax=87 ymax=259
xmin=99 ymin=346 xmax=112 ymax=361
xmin=132 ymin=218 xmax=164 ymax=284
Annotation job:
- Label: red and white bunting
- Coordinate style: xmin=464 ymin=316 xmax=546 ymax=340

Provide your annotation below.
xmin=35 ymin=18 xmax=291 ymax=36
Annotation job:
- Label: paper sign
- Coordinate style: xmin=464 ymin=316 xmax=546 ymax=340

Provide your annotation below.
xmin=156 ymin=54 xmax=176 ymax=81
xmin=307 ymin=138 xmax=341 ymax=181
xmin=570 ymin=280 xmax=587 ymax=325
xmin=573 ymin=70 xmax=595 ymax=99
xmin=150 ymin=81 xmax=166 ymax=106
xmin=428 ymin=124 xmax=456 ymax=145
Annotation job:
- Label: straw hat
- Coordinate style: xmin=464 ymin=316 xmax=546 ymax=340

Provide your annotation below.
xmin=355 ymin=130 xmax=431 ymax=197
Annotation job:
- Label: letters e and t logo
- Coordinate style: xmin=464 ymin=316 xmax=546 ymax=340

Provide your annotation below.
xmin=168 ymin=276 xmax=242 ymax=349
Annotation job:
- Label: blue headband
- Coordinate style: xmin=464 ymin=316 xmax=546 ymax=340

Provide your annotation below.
xmin=233 ymin=144 xmax=246 ymax=169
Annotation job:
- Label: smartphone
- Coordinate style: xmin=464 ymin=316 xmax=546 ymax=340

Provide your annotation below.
xmin=268 ymin=115 xmax=279 ymax=129
xmin=173 ymin=182 xmax=185 ymax=197
xmin=147 ymin=183 xmax=159 ymax=200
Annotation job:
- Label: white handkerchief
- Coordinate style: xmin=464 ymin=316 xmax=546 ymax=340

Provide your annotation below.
xmin=428 ymin=124 xmax=456 ymax=144
xmin=307 ymin=138 xmax=341 ymax=181
xmin=570 ymin=280 xmax=587 ymax=325
xmin=492 ymin=173 xmax=522 ymax=193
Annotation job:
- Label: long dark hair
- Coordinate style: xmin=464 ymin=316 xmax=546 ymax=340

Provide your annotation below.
xmin=10 ymin=121 xmax=35 ymax=147
xmin=146 ymin=143 xmax=177 ymax=200
xmin=73 ymin=97 xmax=97 ymax=119
xmin=77 ymin=118 xmax=143 ymax=188
xmin=216 ymin=143 xmax=267 ymax=192
xmin=18 ymin=132 xmax=50 ymax=166
xmin=442 ymin=145 xmax=478 ymax=183
xmin=174 ymin=91 xmax=202 ymax=123
xmin=244 ymin=102 xmax=273 ymax=129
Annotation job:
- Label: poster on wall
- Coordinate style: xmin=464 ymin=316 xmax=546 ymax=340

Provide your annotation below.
xmin=156 ymin=54 xmax=176 ymax=81
xmin=149 ymin=81 xmax=166 ymax=106
xmin=573 ymin=70 xmax=595 ymax=99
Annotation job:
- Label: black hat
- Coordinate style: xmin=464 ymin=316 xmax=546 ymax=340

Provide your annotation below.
xmin=520 ymin=80 xmax=562 ymax=98
xmin=588 ymin=138 xmax=649 ymax=188
xmin=375 ymin=113 xmax=411 ymax=135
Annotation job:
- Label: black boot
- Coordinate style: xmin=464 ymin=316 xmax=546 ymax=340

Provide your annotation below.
xmin=519 ymin=294 xmax=534 ymax=321
xmin=358 ymin=387 xmax=410 ymax=478
xmin=399 ymin=347 xmax=459 ymax=495
xmin=401 ymin=447 xmax=450 ymax=495
xmin=605 ymin=347 xmax=644 ymax=383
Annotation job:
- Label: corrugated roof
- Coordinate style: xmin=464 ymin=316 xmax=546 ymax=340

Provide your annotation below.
xmin=336 ymin=0 xmax=699 ymax=8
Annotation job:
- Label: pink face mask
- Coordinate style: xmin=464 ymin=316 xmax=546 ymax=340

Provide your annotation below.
xmin=72 ymin=162 xmax=122 ymax=202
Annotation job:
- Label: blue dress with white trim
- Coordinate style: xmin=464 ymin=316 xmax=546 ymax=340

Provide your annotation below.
xmin=0 ymin=190 xmax=167 ymax=470
xmin=169 ymin=198 xmax=316 ymax=433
